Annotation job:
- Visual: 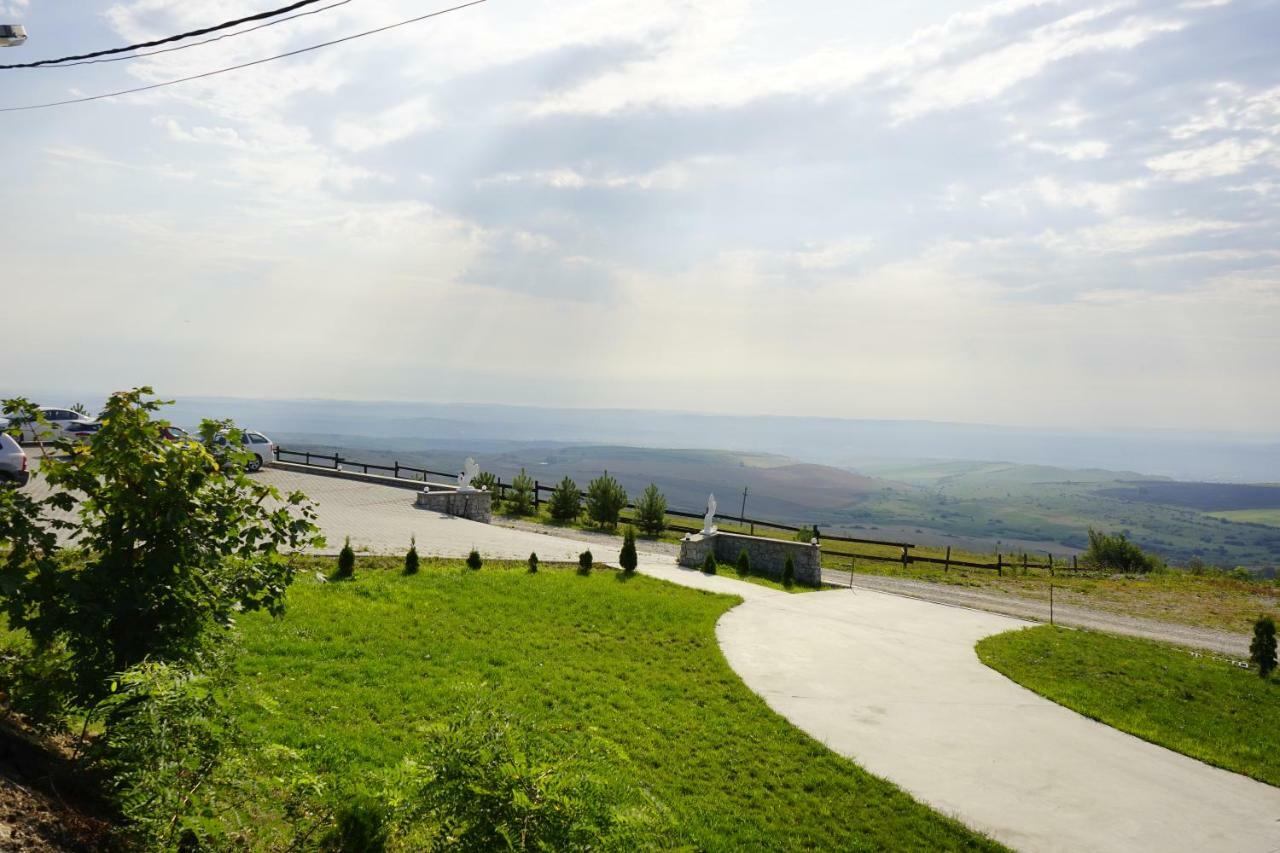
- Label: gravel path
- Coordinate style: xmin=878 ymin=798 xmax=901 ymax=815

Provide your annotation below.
xmin=821 ymin=568 xmax=1253 ymax=658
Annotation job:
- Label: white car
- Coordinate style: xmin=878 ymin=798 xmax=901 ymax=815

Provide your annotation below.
xmin=213 ymin=429 xmax=276 ymax=472
xmin=0 ymin=433 xmax=29 ymax=486
xmin=10 ymin=407 xmax=95 ymax=443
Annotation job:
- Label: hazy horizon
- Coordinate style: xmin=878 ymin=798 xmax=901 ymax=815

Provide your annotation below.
xmin=5 ymin=0 xmax=1280 ymax=433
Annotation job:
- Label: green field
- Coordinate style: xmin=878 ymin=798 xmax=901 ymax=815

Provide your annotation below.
xmin=1207 ymin=509 xmax=1280 ymax=528
xmin=977 ymin=626 xmax=1280 ymax=787
xmin=221 ymin=557 xmax=1000 ymax=850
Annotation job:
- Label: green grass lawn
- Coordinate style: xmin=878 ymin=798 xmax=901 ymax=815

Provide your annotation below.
xmin=977 ymin=626 xmax=1280 ymax=787
xmin=225 ymin=556 xmax=1000 ymax=850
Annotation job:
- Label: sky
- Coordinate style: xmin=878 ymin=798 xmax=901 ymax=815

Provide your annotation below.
xmin=1 ymin=0 xmax=1278 ymax=433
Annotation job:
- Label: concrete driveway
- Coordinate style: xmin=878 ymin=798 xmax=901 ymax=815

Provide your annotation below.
xmin=715 ymin=587 xmax=1280 ymax=852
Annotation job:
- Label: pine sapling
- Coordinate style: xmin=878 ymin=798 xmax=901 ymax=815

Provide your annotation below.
xmin=578 ymin=550 xmax=593 ymax=574
xmin=735 ymin=548 xmax=750 ymax=577
xmin=336 ymin=536 xmax=356 ymax=579
xmin=620 ymin=527 xmax=638 ymax=574
xmin=528 ymin=552 xmax=539 ymax=573
xmin=404 ymin=536 xmax=420 ymax=575
xmin=782 ymin=554 xmax=795 ymax=589
xmin=1251 ymin=616 xmax=1277 ymax=679
xmin=466 ymin=549 xmax=483 ymax=571
xmin=702 ymin=552 xmax=717 ymax=575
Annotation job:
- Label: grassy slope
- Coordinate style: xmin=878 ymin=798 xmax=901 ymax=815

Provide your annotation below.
xmin=1207 ymin=509 xmax=1280 ymax=528
xmin=230 ymin=557 xmax=1000 ymax=851
xmin=977 ymin=626 xmax=1280 ymax=787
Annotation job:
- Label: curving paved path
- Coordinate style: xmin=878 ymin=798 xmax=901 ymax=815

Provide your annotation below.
xmin=31 ymin=467 xmax=1279 ymax=851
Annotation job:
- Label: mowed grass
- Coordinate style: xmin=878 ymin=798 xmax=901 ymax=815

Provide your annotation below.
xmin=977 ymin=626 xmax=1280 ymax=787
xmin=230 ymin=557 xmax=1000 ymax=851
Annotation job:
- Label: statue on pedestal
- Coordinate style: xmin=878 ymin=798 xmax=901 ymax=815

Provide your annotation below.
xmin=701 ymin=493 xmax=718 ymax=536
xmin=458 ymin=457 xmax=480 ymax=492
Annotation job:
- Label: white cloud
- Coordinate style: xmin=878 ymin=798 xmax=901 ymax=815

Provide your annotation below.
xmin=1146 ymin=137 xmax=1274 ymax=181
xmin=333 ymin=97 xmax=436 ymax=153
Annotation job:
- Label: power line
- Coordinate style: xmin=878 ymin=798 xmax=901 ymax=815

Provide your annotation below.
xmin=3 ymin=0 xmax=340 ymax=70
xmin=30 ymin=0 xmax=357 ymax=69
xmin=0 ymin=0 xmax=487 ymax=113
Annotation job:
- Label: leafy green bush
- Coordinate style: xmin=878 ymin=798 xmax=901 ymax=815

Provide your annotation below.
xmin=1252 ymin=616 xmax=1277 ymax=679
xmin=578 ymin=550 xmax=593 ymax=575
xmin=634 ymin=484 xmax=667 ymax=536
xmin=323 ymin=798 xmax=392 ymax=853
xmin=467 ymin=550 xmax=483 ymax=571
xmin=1082 ymin=528 xmax=1163 ymax=574
xmin=585 ymin=472 xmax=627 ymax=528
xmin=619 ymin=527 xmax=638 ymax=574
xmin=702 ymin=553 xmax=717 ymax=575
xmin=528 ymin=552 xmax=539 ymax=574
xmin=506 ymin=469 xmax=536 ymax=516
xmin=0 ymin=388 xmax=321 ymax=710
xmin=93 ymin=661 xmax=237 ymax=850
xmin=336 ymin=536 xmax=356 ymax=579
xmin=736 ymin=548 xmax=751 ymax=577
xmin=404 ymin=537 xmax=420 ymax=576
xmin=782 ymin=554 xmax=795 ymax=588
xmin=548 ymin=476 xmax=582 ymax=523
xmin=793 ymin=526 xmax=817 ymax=543
xmin=399 ymin=709 xmax=652 ymax=851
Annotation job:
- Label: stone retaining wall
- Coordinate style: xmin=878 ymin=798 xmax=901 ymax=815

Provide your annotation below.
xmin=415 ymin=488 xmax=492 ymax=524
xmin=678 ymin=531 xmax=822 ymax=586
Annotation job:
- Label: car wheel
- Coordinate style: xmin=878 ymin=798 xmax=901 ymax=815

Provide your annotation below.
xmin=247 ymin=455 xmax=263 ymax=472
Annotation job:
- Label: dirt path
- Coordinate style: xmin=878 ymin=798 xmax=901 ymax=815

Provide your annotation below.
xmin=821 ymin=569 xmax=1253 ymax=658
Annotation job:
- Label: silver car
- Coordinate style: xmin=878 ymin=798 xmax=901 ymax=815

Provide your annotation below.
xmin=0 ymin=432 xmax=29 ymax=486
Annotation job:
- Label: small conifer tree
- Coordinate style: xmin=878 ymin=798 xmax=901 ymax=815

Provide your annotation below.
xmin=736 ymin=548 xmax=751 ymax=577
xmin=404 ymin=536 xmax=419 ymax=575
xmin=466 ymin=549 xmax=482 ymax=571
xmin=548 ymin=476 xmax=581 ymax=523
xmin=782 ymin=554 xmax=795 ymax=588
xmin=507 ymin=468 xmax=536 ymax=516
xmin=336 ymin=536 xmax=356 ymax=579
xmin=585 ymin=471 xmax=627 ymax=528
xmin=1251 ymin=616 xmax=1277 ymax=679
xmin=620 ymin=527 xmax=638 ymax=574
xmin=578 ymin=550 xmax=593 ymax=574
xmin=702 ymin=552 xmax=717 ymax=575
xmin=634 ymin=483 xmax=667 ymax=536
xmin=528 ymin=552 xmax=539 ymax=573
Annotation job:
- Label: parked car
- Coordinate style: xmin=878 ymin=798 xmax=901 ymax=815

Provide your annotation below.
xmin=0 ymin=433 xmax=29 ymax=486
xmin=211 ymin=429 xmax=276 ymax=472
xmin=65 ymin=421 xmax=102 ymax=444
xmin=159 ymin=424 xmax=192 ymax=442
xmin=9 ymin=407 xmax=95 ymax=443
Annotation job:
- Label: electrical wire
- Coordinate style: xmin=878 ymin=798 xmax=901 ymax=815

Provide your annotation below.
xmin=3 ymin=0 xmax=341 ymax=70
xmin=0 ymin=0 xmax=487 ymax=113
xmin=30 ymin=0 xmax=356 ymax=69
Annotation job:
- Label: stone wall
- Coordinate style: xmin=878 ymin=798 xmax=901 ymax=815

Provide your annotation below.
xmin=678 ymin=531 xmax=822 ymax=586
xmin=415 ymin=487 xmax=493 ymax=524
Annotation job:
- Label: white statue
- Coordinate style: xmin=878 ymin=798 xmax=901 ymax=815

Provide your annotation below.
xmin=458 ymin=457 xmax=480 ymax=491
xmin=701 ymin=493 xmax=718 ymax=536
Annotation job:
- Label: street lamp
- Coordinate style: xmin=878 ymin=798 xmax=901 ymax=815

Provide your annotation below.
xmin=0 ymin=24 xmax=28 ymax=47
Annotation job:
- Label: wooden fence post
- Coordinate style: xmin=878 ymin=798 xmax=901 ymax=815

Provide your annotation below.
xmin=1022 ymin=553 xmax=1028 ymax=576
xmin=535 ymin=481 xmax=541 ymax=509
xmin=304 ymin=451 xmax=311 ymax=465
xmin=1048 ymin=553 xmax=1054 ymax=577
xmin=900 ymin=545 xmax=909 ymax=571
xmin=1072 ymin=554 xmax=1078 ymax=571
xmin=944 ymin=545 xmax=951 ymax=573
xmin=997 ymin=553 xmax=1003 ymax=576
xmin=394 ymin=461 xmax=400 ymax=479
xmin=850 ymin=555 xmax=855 ymax=589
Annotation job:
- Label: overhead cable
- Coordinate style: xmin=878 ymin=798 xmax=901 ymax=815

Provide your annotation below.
xmin=0 ymin=0 xmax=487 ymax=113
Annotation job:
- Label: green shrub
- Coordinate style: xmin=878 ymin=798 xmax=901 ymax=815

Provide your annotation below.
xmin=399 ymin=709 xmax=647 ymax=851
xmin=472 ymin=471 xmax=500 ymax=509
xmin=702 ymin=553 xmax=717 ymax=575
xmin=548 ymin=476 xmax=582 ymax=523
xmin=1252 ymin=616 xmax=1277 ymax=679
xmin=0 ymin=389 xmax=321 ymax=710
xmin=324 ymin=798 xmax=391 ymax=853
xmin=782 ymin=554 xmax=795 ymax=588
xmin=578 ymin=550 xmax=593 ymax=575
xmin=506 ymin=469 xmax=536 ymax=516
xmin=336 ymin=536 xmax=356 ymax=579
xmin=404 ymin=537 xmax=420 ymax=576
xmin=1082 ymin=528 xmax=1163 ymax=574
xmin=528 ymin=552 xmax=539 ymax=573
xmin=466 ymin=550 xmax=482 ymax=571
xmin=585 ymin=472 xmax=627 ymax=528
xmin=793 ymin=526 xmax=816 ymax=543
xmin=619 ymin=527 xmax=638 ymax=574
xmin=735 ymin=548 xmax=751 ymax=577
xmin=634 ymin=484 xmax=667 ymax=536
